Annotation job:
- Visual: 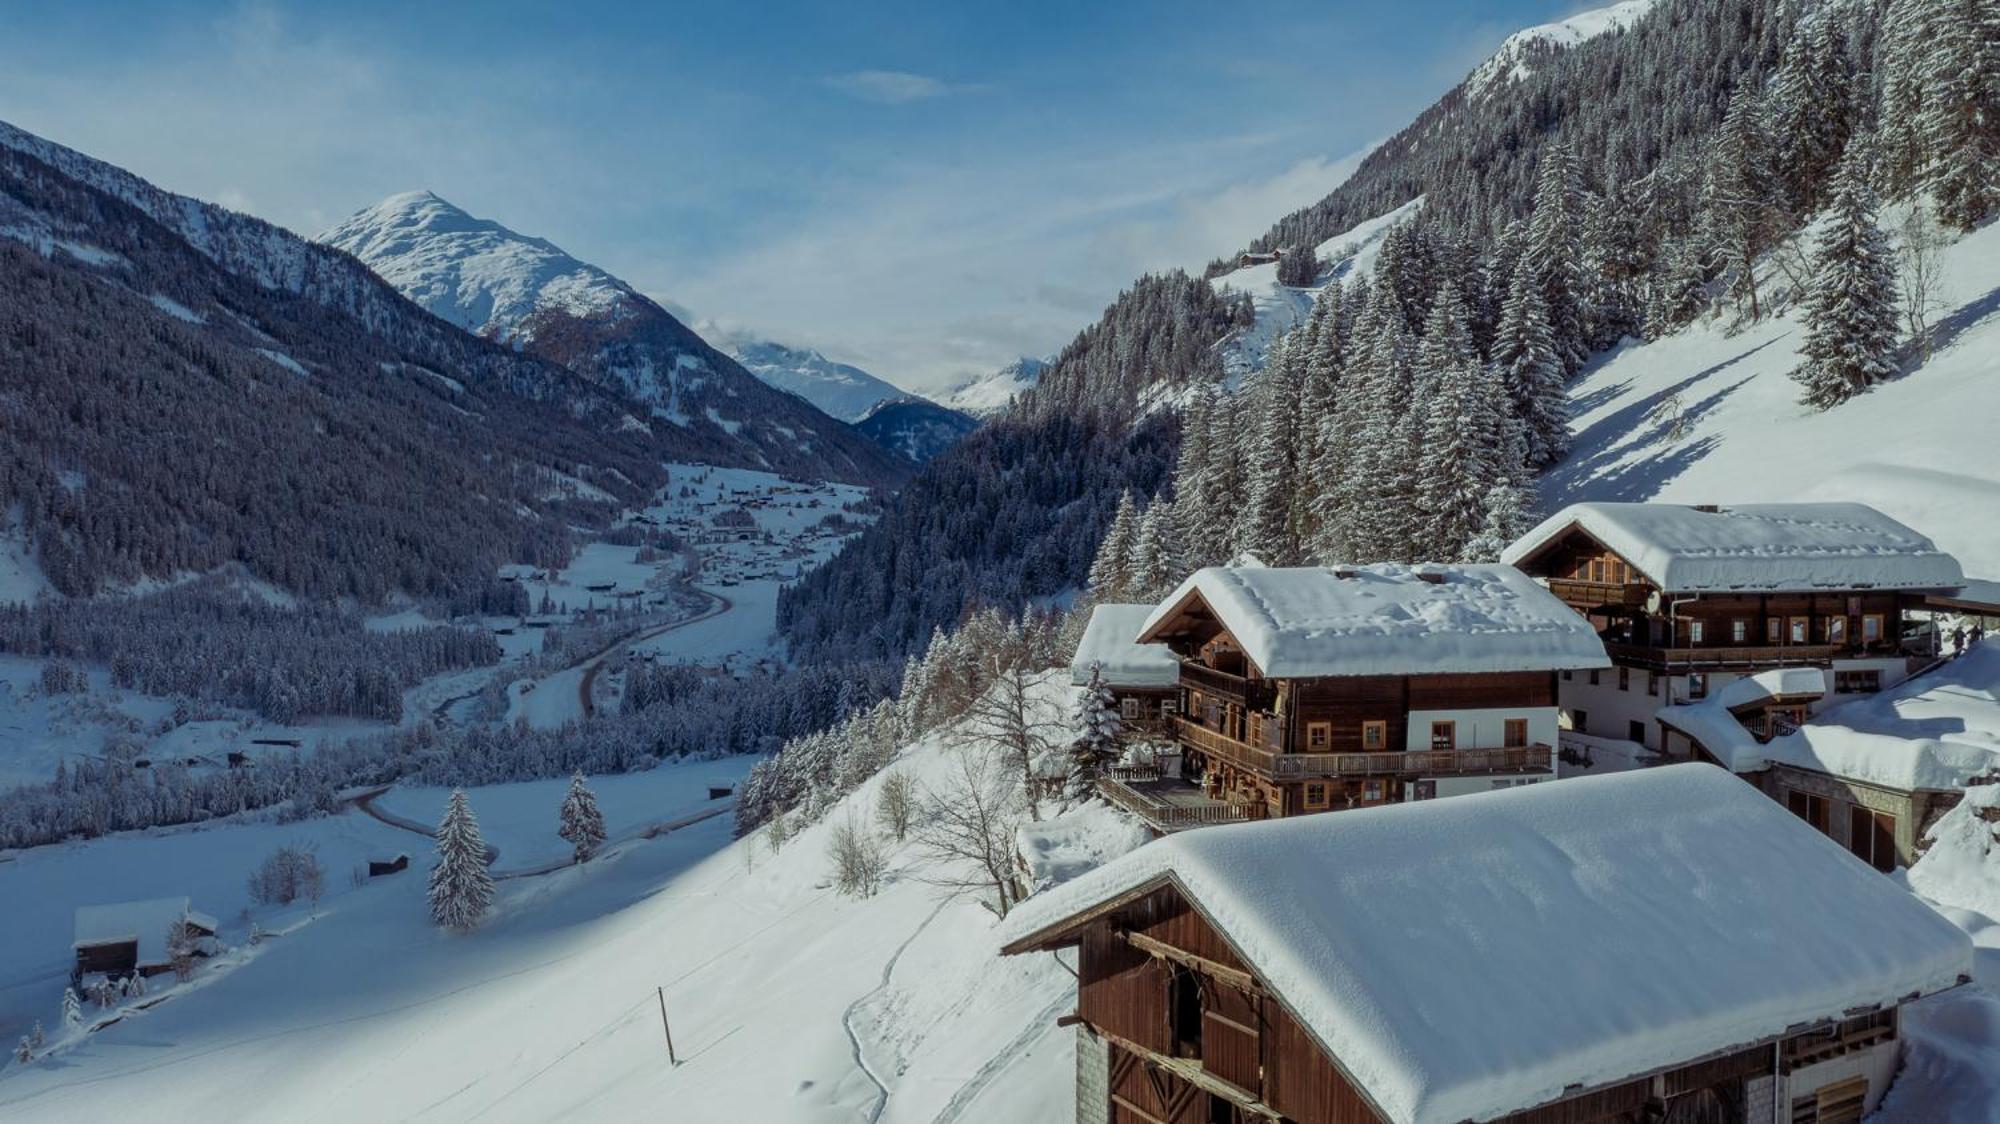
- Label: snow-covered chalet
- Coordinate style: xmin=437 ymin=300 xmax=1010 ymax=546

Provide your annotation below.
xmin=1100 ymin=563 xmax=1609 ymax=831
xmin=1001 ymin=765 xmax=1974 ymax=1124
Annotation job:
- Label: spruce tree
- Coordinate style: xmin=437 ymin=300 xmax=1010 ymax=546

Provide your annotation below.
xmin=1921 ymin=0 xmax=2000 ymax=231
xmin=1463 ymin=483 xmax=1536 ymax=563
xmin=1128 ymin=502 xmax=1174 ymax=598
xmin=1703 ymin=85 xmax=1781 ymax=320
xmin=62 ymin=987 xmax=82 ymax=1029
xmin=1241 ymin=333 xmax=1306 ymax=565
xmin=1416 ymin=288 xmax=1521 ymax=560
xmin=1526 ymin=141 xmax=1588 ymax=372
xmin=428 ymin=789 xmax=494 ymax=931
xmin=1086 ymin=490 xmax=1140 ymax=601
xmin=558 ymin=771 xmax=607 ymax=864
xmin=1492 ymin=267 xmax=1570 ymax=468
xmin=1771 ymin=13 xmax=1856 ymax=218
xmin=1793 ymin=143 xmax=1902 ymax=410
xmin=1067 ymin=663 xmax=1121 ymax=801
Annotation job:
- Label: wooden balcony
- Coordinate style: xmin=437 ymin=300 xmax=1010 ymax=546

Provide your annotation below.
xmin=1097 ymin=775 xmax=1253 ymax=833
xmin=1171 ymin=717 xmax=1551 ymax=781
xmin=1548 ymin=578 xmax=1652 ymax=608
xmin=1601 ymin=641 xmax=1844 ymax=670
xmin=1178 ymin=661 xmax=1275 ymax=709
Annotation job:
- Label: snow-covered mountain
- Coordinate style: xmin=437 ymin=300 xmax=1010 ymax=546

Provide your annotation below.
xmin=719 ymin=336 xmax=913 ymax=423
xmin=1464 ymin=0 xmax=1658 ymax=98
xmin=323 ymin=193 xmax=907 ymax=487
xmin=943 ymin=357 xmax=1048 ymax=417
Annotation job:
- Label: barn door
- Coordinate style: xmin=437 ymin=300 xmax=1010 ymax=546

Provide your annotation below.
xmin=1200 ymin=982 xmax=1262 ymax=1095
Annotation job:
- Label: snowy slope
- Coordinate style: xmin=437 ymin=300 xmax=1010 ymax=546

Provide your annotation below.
xmin=0 ymin=674 xmax=1110 ymax=1124
xmin=720 ymin=336 xmax=914 ymax=423
xmin=1464 ymin=0 xmax=1658 ymax=97
xmin=943 ymin=357 xmax=1047 ymax=417
xmin=1544 ymin=214 xmax=2000 ymax=578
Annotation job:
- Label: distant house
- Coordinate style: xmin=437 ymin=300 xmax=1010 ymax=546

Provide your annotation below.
xmin=1071 ymin=604 xmax=1182 ymax=730
xmin=1002 ymin=765 xmax=1973 ymax=1124
xmin=72 ymin=897 xmax=218 ymax=984
xmin=368 ymin=854 xmax=410 ymax=877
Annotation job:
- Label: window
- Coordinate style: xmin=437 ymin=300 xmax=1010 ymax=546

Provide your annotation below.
xmin=1688 ymin=620 xmax=1706 ymax=644
xmin=1429 ymin=721 xmax=1456 ymax=751
xmin=1862 ymin=614 xmax=1884 ymax=644
xmin=1588 ymin=669 xmax=1601 ymax=686
xmin=1835 ymin=669 xmax=1882 ymax=694
xmin=1168 ymin=966 xmax=1203 ymax=1059
xmin=1628 ymin=720 xmax=1647 ymax=744
xmin=1790 ymin=616 xmax=1810 ymax=644
xmin=1848 ymin=805 xmax=1898 ymax=874
xmin=1732 ymin=619 xmax=1749 ymax=643
xmin=1767 ymin=617 xmax=1783 ymax=644
xmin=1573 ymin=709 xmax=1589 ymax=734
xmin=1688 ymin=673 xmax=1708 ymax=700
xmin=1617 ymin=667 xmax=1630 ymax=692
xmin=1160 ymin=696 xmax=1179 ymax=717
xmin=1120 ymin=697 xmax=1141 ymax=720
xmin=1247 ymin=713 xmax=1263 ymax=746
xmin=1826 ymin=616 xmax=1848 ymax=644
xmin=1590 ymin=559 xmax=1606 ymax=582
xmin=1647 ymin=671 xmax=1659 ymax=697
xmin=1362 ymin=779 xmax=1384 ymax=802
xmin=1303 ymin=782 xmax=1330 ymax=810
xmin=1305 ymin=722 xmax=1331 ymax=751
xmin=1361 ymin=720 xmax=1388 ymax=751
xmin=1503 ymin=718 xmax=1529 ymax=748
xmin=1787 ymin=788 xmax=1831 ymax=835
xmin=1561 ymin=669 xmax=1572 ymax=681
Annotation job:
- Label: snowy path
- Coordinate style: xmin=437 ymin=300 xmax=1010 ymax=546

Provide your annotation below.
xmin=577 ymin=589 xmax=732 ymax=719
xmin=841 ymin=899 xmax=951 ymax=1124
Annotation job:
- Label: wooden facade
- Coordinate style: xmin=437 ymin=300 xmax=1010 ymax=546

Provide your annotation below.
xmin=1021 ymin=879 xmax=1900 ymax=1124
xmin=1148 ymin=595 xmax=1559 ymax=820
xmin=1516 ymin=527 xmax=1920 ymax=674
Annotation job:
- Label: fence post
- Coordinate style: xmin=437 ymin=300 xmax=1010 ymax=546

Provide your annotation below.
xmin=657 ymin=986 xmax=679 ymax=1066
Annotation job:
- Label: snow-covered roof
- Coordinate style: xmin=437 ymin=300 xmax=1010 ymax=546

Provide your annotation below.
xmin=1072 ymin=603 xmax=1182 ymax=688
xmin=1681 ymin=645 xmax=2000 ymax=790
xmin=1001 ymin=765 xmax=1972 ymax=1124
xmin=73 ymin=897 xmax=218 ymax=967
xmin=1503 ymin=502 xmax=1965 ymax=592
xmin=1138 ymin=563 xmax=1609 ymax=679
xmin=1717 ymin=667 xmax=1826 ymax=709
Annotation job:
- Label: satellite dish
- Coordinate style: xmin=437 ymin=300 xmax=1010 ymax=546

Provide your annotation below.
xmin=1645 ymin=591 xmax=1662 ymax=615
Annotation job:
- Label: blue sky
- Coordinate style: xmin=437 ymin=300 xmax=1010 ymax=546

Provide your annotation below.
xmin=1 ymin=0 xmax=1592 ymax=394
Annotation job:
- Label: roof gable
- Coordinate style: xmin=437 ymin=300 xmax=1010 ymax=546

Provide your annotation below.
xmin=1071 ymin=603 xmax=1183 ymax=688
xmin=1000 ymin=765 xmax=1972 ymax=1124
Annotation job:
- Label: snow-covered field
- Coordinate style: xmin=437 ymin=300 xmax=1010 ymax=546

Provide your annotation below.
xmin=1547 ymin=213 xmax=2000 ymax=578
xmin=0 ymin=676 xmax=1103 ymax=1124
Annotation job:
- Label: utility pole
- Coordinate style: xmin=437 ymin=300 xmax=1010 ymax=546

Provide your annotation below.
xmin=656 ymin=986 xmax=679 ymax=1066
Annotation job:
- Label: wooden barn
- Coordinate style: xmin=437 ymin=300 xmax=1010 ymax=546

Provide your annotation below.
xmin=1106 ymin=564 xmax=1607 ymax=831
xmin=1001 ymin=765 xmax=1973 ymax=1124
xmin=1501 ymin=502 xmax=1986 ymax=750
xmin=72 ymin=897 xmax=219 ymax=984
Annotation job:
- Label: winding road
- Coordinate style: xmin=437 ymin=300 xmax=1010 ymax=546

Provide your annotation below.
xmin=576 ymin=588 xmax=733 ymax=720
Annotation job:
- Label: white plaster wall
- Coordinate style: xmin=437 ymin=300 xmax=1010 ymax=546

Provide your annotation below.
xmin=1778 ymin=1039 xmax=1899 ymax=1118
xmin=1403 ymin=706 xmax=1560 ymax=752
xmin=1426 ymin=774 xmax=1549 ymax=799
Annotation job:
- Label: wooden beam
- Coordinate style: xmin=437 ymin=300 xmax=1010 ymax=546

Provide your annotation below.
xmin=1118 ymin=929 xmax=1260 ymax=995
xmin=1100 ymin=1030 xmax=1285 ymax=1120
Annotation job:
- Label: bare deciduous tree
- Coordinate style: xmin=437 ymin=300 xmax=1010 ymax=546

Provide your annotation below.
xmin=962 ymin=664 xmax=1066 ymax=822
xmin=912 ymin=748 xmax=1024 ymax=919
xmin=827 ymin=813 xmax=887 ymax=898
xmin=876 ymin=771 xmax=916 ymax=841
xmin=1898 ymin=203 xmax=1950 ymax=362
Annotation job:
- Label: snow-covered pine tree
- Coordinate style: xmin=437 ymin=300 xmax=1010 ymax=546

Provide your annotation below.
xmin=1702 ymin=85 xmax=1781 ymax=320
xmin=1463 ymin=483 xmax=1535 ymax=563
xmin=1877 ymin=0 xmax=1945 ymax=201
xmin=428 ymin=789 xmax=494 ymax=931
xmin=1771 ymin=11 xmax=1857 ymax=218
xmin=1416 ymin=287 xmax=1521 ymax=561
xmin=1920 ymin=0 xmax=2000 ymax=231
xmin=1067 ymin=662 xmax=1121 ymax=801
xmin=28 ymin=1022 xmax=43 ymax=1051
xmin=1241 ymin=333 xmax=1306 ymax=565
xmin=1492 ymin=265 xmax=1570 ymax=468
xmin=1581 ymin=183 xmax=1648 ymax=349
xmin=1526 ymin=141 xmax=1588 ymax=373
xmin=13 ymin=1037 xmax=28 ymax=1066
xmin=1792 ymin=141 xmax=1902 ymax=410
xmin=558 ymin=771 xmax=607 ymax=863
xmin=1330 ymin=287 xmax=1421 ymax=561
xmin=62 ymin=987 xmax=81 ymax=1029
xmin=1086 ymin=489 xmax=1141 ymax=601
xmin=1648 ymin=236 xmax=1713 ymax=336
xmin=1128 ymin=501 xmax=1175 ymax=600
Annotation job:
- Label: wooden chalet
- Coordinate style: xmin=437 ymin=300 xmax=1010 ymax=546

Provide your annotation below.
xmin=1501 ymin=502 xmax=1983 ymax=750
xmin=1111 ymin=564 xmax=1608 ymax=831
xmin=1073 ymin=603 xmax=1185 ymax=733
xmin=1001 ymin=766 xmax=1974 ymax=1124
xmin=72 ymin=897 xmax=218 ymax=984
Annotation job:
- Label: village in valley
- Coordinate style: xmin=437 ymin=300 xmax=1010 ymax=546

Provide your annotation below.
xmin=4 ymin=0 xmax=2000 ymax=1120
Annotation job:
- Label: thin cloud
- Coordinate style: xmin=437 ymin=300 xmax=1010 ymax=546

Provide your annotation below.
xmin=826 ymin=70 xmax=976 ymax=104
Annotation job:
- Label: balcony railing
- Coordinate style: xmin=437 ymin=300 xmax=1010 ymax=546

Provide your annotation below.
xmin=1601 ymin=641 xmax=1845 ymax=669
xmin=1548 ymin=578 xmax=1652 ymax=608
xmin=1096 ymin=776 xmax=1252 ymax=832
xmin=1177 ymin=661 xmax=1276 ymax=709
xmin=1171 ymin=717 xmax=1551 ymax=780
